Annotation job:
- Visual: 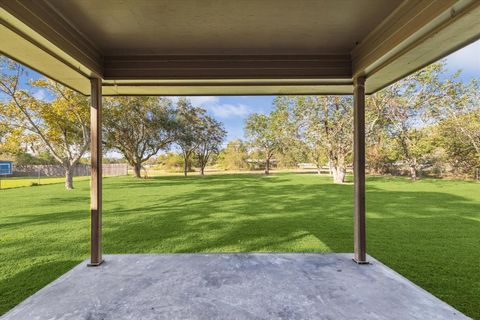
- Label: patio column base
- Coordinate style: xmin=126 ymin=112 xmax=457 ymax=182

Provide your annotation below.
xmin=353 ymin=258 xmax=369 ymax=265
xmin=87 ymin=260 xmax=104 ymax=267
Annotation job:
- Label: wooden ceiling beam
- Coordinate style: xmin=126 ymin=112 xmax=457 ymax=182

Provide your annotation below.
xmin=103 ymin=55 xmax=352 ymax=80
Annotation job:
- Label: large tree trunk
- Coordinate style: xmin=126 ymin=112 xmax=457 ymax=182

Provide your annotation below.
xmin=200 ymin=164 xmax=205 ymax=176
xmin=133 ymin=163 xmax=142 ymax=178
xmin=65 ymin=165 xmax=74 ymax=189
xmin=184 ymin=158 xmax=188 ymax=177
xmin=265 ymin=157 xmax=270 ymax=175
xmin=410 ymin=158 xmax=417 ymax=181
xmin=331 ymin=166 xmax=346 ymax=184
xmin=328 ymin=159 xmax=333 ymax=175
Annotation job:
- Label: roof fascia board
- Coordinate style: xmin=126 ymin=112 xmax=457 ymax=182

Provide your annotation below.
xmin=1 ymin=0 xmax=103 ymax=78
xmin=103 ymin=55 xmax=352 ymax=80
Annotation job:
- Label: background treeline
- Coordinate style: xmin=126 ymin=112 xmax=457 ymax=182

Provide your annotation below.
xmin=237 ymin=63 xmax=480 ymax=182
xmin=141 ymin=63 xmax=480 ymax=182
xmin=0 ymin=57 xmax=226 ymax=188
xmin=1 ymin=56 xmax=479 ymax=189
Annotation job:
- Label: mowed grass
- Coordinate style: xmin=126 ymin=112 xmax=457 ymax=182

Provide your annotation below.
xmin=0 ymin=173 xmax=479 ymax=318
xmin=0 ymin=176 xmax=89 ymax=189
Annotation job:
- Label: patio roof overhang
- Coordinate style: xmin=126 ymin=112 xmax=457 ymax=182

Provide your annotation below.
xmin=1 ymin=0 xmax=479 ymax=96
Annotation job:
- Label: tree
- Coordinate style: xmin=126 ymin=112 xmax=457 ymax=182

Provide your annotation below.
xmin=272 ymin=97 xmax=307 ymax=169
xmin=219 ymin=140 xmax=249 ymax=170
xmin=430 ymin=77 xmax=480 ymax=175
xmin=276 ymin=96 xmax=353 ymax=183
xmin=244 ymin=112 xmax=282 ymax=175
xmin=175 ymin=98 xmax=205 ymax=176
xmin=194 ymin=116 xmax=226 ymax=175
xmin=381 ymin=64 xmax=444 ymax=180
xmin=365 ymin=85 xmax=398 ymax=174
xmin=157 ymin=152 xmax=184 ymax=172
xmin=285 ymin=96 xmax=353 ymax=183
xmin=435 ymin=111 xmax=480 ymax=176
xmin=0 ymin=57 xmax=89 ymax=189
xmin=103 ymin=96 xmax=176 ymax=178
xmin=248 ymin=96 xmax=352 ymax=182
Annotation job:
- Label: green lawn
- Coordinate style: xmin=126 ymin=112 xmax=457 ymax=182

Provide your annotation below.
xmin=0 ymin=176 xmax=89 ymax=189
xmin=0 ymin=173 xmax=479 ymax=318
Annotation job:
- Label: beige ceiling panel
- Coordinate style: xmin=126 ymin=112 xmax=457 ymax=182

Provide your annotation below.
xmin=46 ymin=0 xmax=402 ymax=55
xmin=101 ymin=84 xmax=354 ymax=96
xmin=365 ymin=0 xmax=480 ymax=93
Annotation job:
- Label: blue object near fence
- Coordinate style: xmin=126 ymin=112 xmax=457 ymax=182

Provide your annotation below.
xmin=0 ymin=161 xmax=13 ymax=175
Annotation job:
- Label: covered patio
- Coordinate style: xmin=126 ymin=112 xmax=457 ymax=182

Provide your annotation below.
xmin=1 ymin=0 xmax=479 ymax=319
xmin=1 ymin=254 xmax=469 ymax=319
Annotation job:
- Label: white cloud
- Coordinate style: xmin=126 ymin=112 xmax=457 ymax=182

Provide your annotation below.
xmin=169 ymin=96 xmax=252 ymax=119
xmin=209 ymin=103 xmax=251 ymax=118
xmin=32 ymin=89 xmax=47 ymax=101
xmin=444 ymin=40 xmax=480 ymax=75
xmin=169 ymin=96 xmax=219 ymax=106
xmin=188 ymin=96 xmax=219 ymax=106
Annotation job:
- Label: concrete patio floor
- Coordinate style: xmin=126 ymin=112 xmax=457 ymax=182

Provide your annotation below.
xmin=1 ymin=253 xmax=469 ymax=320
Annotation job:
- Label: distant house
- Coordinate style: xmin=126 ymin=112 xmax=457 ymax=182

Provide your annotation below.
xmin=0 ymin=160 xmax=13 ymax=175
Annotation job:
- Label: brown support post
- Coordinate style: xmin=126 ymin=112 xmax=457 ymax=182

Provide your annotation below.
xmin=88 ymin=78 xmax=103 ymax=266
xmin=353 ymin=76 xmax=368 ymax=264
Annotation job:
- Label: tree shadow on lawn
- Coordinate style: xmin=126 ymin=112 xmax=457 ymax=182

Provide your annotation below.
xmin=109 ymin=174 xmax=291 ymax=190
xmin=1 ymin=175 xmax=472 ymax=253
xmin=101 ymin=175 xmax=479 ymax=255
xmin=0 ymin=207 xmax=88 ymax=229
xmin=3 ymin=174 xmax=478 ymax=258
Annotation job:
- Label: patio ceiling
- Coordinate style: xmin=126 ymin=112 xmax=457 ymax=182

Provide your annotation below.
xmin=1 ymin=0 xmax=479 ymax=95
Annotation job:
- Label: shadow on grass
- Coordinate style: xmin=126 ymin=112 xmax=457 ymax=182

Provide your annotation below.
xmin=93 ymin=174 xmax=480 ymax=257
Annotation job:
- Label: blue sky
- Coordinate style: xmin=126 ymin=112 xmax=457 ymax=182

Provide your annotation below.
xmin=174 ymin=95 xmax=274 ymax=141
xmin=9 ymin=40 xmax=480 ymax=143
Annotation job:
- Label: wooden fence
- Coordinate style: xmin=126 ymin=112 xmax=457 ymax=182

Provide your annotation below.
xmin=12 ymin=164 xmax=128 ymax=177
